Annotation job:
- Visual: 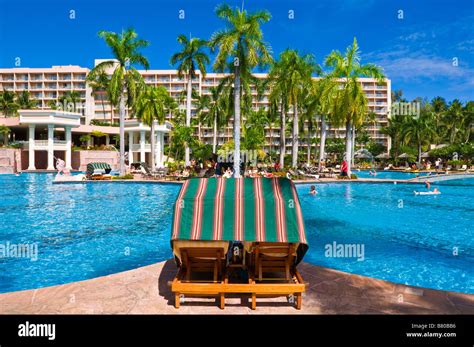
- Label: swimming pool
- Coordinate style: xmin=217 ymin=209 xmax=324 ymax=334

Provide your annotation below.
xmin=355 ymin=170 xmax=431 ymax=180
xmin=0 ymin=174 xmax=473 ymax=294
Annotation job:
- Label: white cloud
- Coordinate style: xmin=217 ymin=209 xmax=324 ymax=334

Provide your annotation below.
xmin=398 ymin=32 xmax=427 ymax=41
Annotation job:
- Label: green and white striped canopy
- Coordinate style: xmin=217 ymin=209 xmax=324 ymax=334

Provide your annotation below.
xmin=86 ymin=162 xmax=111 ymax=175
xmin=171 ymin=177 xmax=308 ymax=246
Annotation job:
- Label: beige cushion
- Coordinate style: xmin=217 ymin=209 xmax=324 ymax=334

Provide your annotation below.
xmin=172 ymin=240 xmax=229 ymax=262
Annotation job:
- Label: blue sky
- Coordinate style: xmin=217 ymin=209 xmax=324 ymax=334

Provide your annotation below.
xmin=0 ymin=0 xmax=473 ymax=101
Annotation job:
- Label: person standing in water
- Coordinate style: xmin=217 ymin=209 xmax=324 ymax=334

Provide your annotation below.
xmin=309 ymin=185 xmax=317 ymax=195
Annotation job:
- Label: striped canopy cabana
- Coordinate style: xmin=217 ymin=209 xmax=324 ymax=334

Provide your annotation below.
xmin=86 ymin=162 xmax=111 ymax=176
xmin=171 ymin=177 xmax=309 ymax=261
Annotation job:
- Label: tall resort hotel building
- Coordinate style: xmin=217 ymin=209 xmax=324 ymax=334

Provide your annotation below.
xmin=0 ymin=59 xmax=391 ymax=170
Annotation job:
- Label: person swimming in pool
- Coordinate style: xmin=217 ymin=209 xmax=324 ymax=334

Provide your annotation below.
xmin=309 ymin=185 xmax=317 ymax=195
xmin=425 ymin=181 xmax=431 ymax=189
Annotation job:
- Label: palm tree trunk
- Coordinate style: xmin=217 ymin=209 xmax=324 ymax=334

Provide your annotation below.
xmin=318 ymin=115 xmax=327 ymax=172
xmin=150 ymin=121 xmax=156 ymax=169
xmin=110 ymin=100 xmax=114 ymax=125
xmin=352 ymin=126 xmax=356 ymax=167
xmin=306 ymin=128 xmax=311 ymax=165
xmin=279 ymin=105 xmax=286 ymax=167
xmin=292 ymin=100 xmax=299 ymax=168
xmin=185 ymin=76 xmax=192 ymax=166
xmin=418 ymin=143 xmax=422 ymax=163
xmin=233 ymin=66 xmax=241 ymax=178
xmin=167 ymin=133 xmax=173 ymax=163
xmin=345 ymin=119 xmax=352 ymax=175
xmin=119 ymin=88 xmax=126 ymax=176
xmin=101 ymin=96 xmax=106 ymax=122
xmin=269 ymin=124 xmax=273 ymax=155
xmin=213 ymin=115 xmax=217 ymax=153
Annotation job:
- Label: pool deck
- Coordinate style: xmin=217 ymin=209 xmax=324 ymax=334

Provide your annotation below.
xmin=0 ymin=261 xmax=472 ymax=314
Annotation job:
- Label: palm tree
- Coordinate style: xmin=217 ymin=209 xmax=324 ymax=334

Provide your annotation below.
xmin=268 ymin=55 xmax=290 ymax=168
xmin=135 ymin=85 xmax=169 ymax=169
xmin=285 ymin=51 xmax=316 ymax=168
xmin=430 ymin=96 xmax=447 ymax=144
xmin=88 ymin=28 xmax=150 ymax=175
xmin=443 ymin=99 xmax=464 ymax=144
xmin=462 ymin=101 xmax=474 ymax=143
xmin=366 ymin=111 xmax=378 ymax=141
xmin=197 ymin=86 xmax=228 ymax=153
xmin=269 ymin=49 xmax=317 ymax=168
xmin=264 ymin=102 xmax=279 ymax=157
xmin=0 ymin=125 xmax=11 ymax=146
xmin=170 ymin=34 xmax=209 ymax=166
xmin=87 ymin=70 xmax=111 ymax=122
xmin=59 ymin=91 xmax=81 ymax=111
xmin=210 ymin=3 xmax=272 ymax=177
xmin=325 ymin=37 xmax=385 ymax=175
xmin=0 ymin=91 xmax=19 ymax=117
xmin=401 ymin=112 xmax=436 ymax=163
xmin=17 ymin=91 xmax=37 ymax=109
xmin=381 ymin=114 xmax=407 ymax=159
xmin=315 ymin=77 xmax=339 ymax=171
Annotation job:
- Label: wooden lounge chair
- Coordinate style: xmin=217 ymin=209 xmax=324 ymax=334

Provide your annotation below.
xmin=247 ymin=242 xmax=305 ymax=309
xmin=298 ymin=169 xmax=320 ymax=180
xmin=140 ymin=162 xmax=163 ymax=179
xmin=180 ymin=247 xmax=226 ymax=282
xmin=173 ymin=247 xmax=226 ymax=308
xmin=252 ymin=242 xmax=297 ymax=282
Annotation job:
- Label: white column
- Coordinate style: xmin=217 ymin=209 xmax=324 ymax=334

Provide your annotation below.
xmin=28 ymin=125 xmax=36 ymax=170
xmin=65 ymin=126 xmax=72 ymax=169
xmin=160 ymin=133 xmax=165 ymax=166
xmin=47 ymin=124 xmax=55 ymax=170
xmin=106 ymin=135 xmax=110 ymax=146
xmin=128 ymin=131 xmax=133 ymax=165
xmin=155 ymin=130 xmax=162 ymax=167
xmin=140 ymin=130 xmax=145 ymax=163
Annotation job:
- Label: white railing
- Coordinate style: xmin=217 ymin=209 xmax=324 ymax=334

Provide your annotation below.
xmin=130 ymin=144 xmax=161 ymax=151
xmin=22 ymin=140 xmax=68 ymax=147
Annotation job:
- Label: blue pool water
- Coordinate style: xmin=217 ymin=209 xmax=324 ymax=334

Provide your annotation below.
xmin=0 ymin=174 xmax=473 ymax=294
xmin=355 ymin=170 xmax=431 ymax=180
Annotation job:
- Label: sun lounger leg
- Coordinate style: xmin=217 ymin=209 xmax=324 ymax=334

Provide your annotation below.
xmin=175 ymin=293 xmax=180 ymax=309
xmin=220 ymin=293 xmax=225 ymax=309
xmin=251 ymin=293 xmax=257 ymax=310
xmin=296 ymin=293 xmax=302 ymax=310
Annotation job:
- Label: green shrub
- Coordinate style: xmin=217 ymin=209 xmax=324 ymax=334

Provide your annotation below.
xmin=113 ymin=173 xmax=134 ymax=180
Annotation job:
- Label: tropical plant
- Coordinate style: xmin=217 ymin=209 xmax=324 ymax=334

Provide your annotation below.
xmin=17 ymin=91 xmax=37 ymax=109
xmin=59 ymin=91 xmax=81 ymax=112
xmin=87 ymin=70 xmax=111 ymax=122
xmin=197 ymin=86 xmax=228 ymax=153
xmin=88 ymin=28 xmax=150 ymax=175
xmin=0 ymin=125 xmax=11 ymax=146
xmin=210 ymin=3 xmax=272 ymax=177
xmin=443 ymin=99 xmax=465 ymax=144
xmin=134 ymin=85 xmax=169 ymax=168
xmin=274 ymin=49 xmax=317 ymax=167
xmin=170 ymin=34 xmax=209 ymax=165
xmin=0 ymin=91 xmax=19 ymax=117
xmin=324 ymin=37 xmax=385 ymax=174
xmin=401 ymin=112 xmax=436 ymax=162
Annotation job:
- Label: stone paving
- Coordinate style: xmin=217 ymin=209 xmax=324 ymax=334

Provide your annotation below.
xmin=0 ymin=261 xmax=472 ymax=314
